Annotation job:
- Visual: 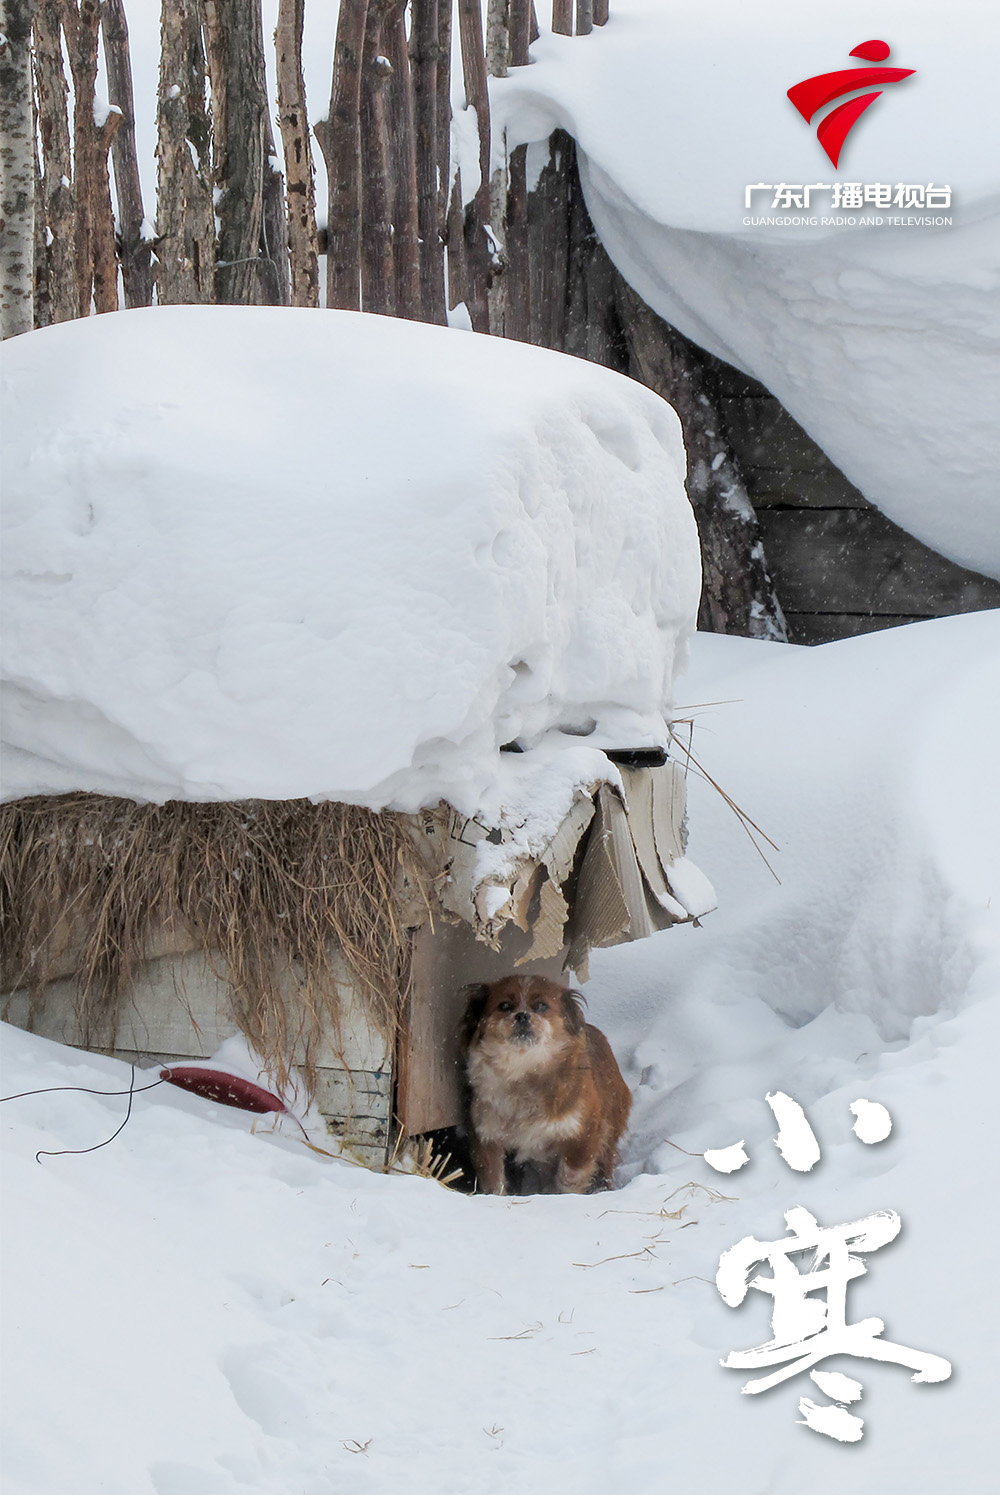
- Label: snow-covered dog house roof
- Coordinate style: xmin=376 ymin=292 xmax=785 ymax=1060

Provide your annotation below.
xmin=1 ymin=305 xmax=713 ymax=1143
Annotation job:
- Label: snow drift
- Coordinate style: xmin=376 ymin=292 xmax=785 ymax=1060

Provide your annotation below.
xmin=0 ymin=305 xmax=700 ymax=810
xmin=3 ymin=613 xmax=998 ymax=1493
xmin=491 ymin=0 xmax=1000 ymax=579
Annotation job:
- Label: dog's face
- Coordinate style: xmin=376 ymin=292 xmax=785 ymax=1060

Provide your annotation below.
xmin=461 ymin=975 xmax=585 ymax=1065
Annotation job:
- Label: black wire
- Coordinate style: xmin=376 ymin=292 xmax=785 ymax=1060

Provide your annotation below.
xmin=33 ymin=1065 xmax=155 ymax=1163
xmin=1 ymin=1078 xmax=167 ymax=1104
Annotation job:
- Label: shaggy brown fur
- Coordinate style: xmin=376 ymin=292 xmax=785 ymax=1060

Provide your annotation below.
xmin=460 ymin=975 xmax=632 ymax=1195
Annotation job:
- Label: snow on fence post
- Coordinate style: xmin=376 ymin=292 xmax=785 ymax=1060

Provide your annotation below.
xmin=0 ymin=0 xmax=37 ymax=338
xmin=101 ymin=0 xmax=153 ymax=309
xmin=275 ymin=0 xmax=320 ymax=308
xmin=315 ymin=0 xmax=368 ymax=311
xmin=156 ymin=0 xmax=215 ymax=305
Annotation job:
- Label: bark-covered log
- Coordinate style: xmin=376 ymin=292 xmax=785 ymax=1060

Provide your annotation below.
xmin=32 ymin=0 xmax=75 ymax=323
xmin=91 ymin=106 xmax=122 ymax=313
xmin=0 ymin=0 xmax=38 ymax=337
xmin=509 ymin=0 xmax=531 ymax=66
xmin=385 ymin=1 xmax=420 ymax=318
xmin=617 ymin=281 xmax=788 ymax=640
xmin=457 ymin=0 xmax=490 ymax=329
xmin=203 ymin=0 xmax=272 ymax=305
xmin=594 ymin=0 xmax=609 ymax=26
xmin=410 ymin=0 xmax=446 ymax=323
xmin=102 ymin=0 xmax=153 ymax=308
xmin=551 ymin=0 xmax=572 ymax=34
xmin=156 ymin=0 xmax=215 ymax=305
xmin=360 ymin=0 xmax=395 ymax=315
xmin=275 ymin=0 xmax=319 ymax=307
xmin=62 ymin=0 xmax=103 ymax=319
xmin=315 ymin=0 xmax=367 ymax=310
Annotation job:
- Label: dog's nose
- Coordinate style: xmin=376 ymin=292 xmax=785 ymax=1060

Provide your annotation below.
xmin=513 ymin=1010 xmax=531 ymax=1026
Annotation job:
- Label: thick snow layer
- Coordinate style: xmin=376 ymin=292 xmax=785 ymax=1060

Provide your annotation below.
xmin=492 ymin=0 xmax=1000 ymax=579
xmin=3 ymin=613 xmax=998 ymax=1493
xmin=0 ymin=305 xmax=699 ymax=809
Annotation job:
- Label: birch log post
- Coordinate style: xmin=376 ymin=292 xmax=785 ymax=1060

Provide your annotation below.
xmin=102 ymin=0 xmax=153 ymax=308
xmin=156 ymin=0 xmax=215 ymax=304
xmin=275 ymin=0 xmax=319 ymax=307
xmin=32 ymin=0 xmax=75 ymax=323
xmin=315 ymin=0 xmax=368 ymax=310
xmin=0 ymin=0 xmax=37 ymax=336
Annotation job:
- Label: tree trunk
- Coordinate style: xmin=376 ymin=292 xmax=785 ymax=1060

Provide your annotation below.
xmin=32 ymin=0 xmax=76 ymax=323
xmin=617 ymin=281 xmax=788 ymax=640
xmin=91 ymin=106 xmax=122 ymax=313
xmin=551 ymin=0 xmax=571 ymax=34
xmin=203 ymin=0 xmax=271 ymax=305
xmin=457 ymin=0 xmax=490 ymax=329
xmin=156 ymin=0 xmax=215 ymax=304
xmin=102 ymin=0 xmax=153 ymax=308
xmin=385 ymin=2 xmax=420 ymax=318
xmin=275 ymin=0 xmax=319 ymax=307
xmin=0 ymin=0 xmax=37 ymax=337
xmin=315 ymin=0 xmax=368 ymax=310
xmin=62 ymin=0 xmax=104 ymax=319
xmin=410 ymin=0 xmax=446 ymax=323
xmin=360 ymin=0 xmax=395 ymax=315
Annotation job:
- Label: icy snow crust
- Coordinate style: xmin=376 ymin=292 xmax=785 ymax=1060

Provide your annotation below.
xmin=3 ymin=613 xmax=998 ymax=1492
xmin=0 ymin=305 xmax=699 ymax=809
xmin=491 ymin=0 xmax=1000 ymax=579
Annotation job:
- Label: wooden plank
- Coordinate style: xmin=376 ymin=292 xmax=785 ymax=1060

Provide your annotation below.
xmin=3 ymin=945 xmax=390 ymax=1073
xmin=748 ymin=469 xmax=868 ymax=509
xmin=719 ymin=396 xmax=833 ymax=475
xmin=397 ymin=918 xmax=568 ymax=1136
xmin=756 ymin=507 xmax=1000 ymax=615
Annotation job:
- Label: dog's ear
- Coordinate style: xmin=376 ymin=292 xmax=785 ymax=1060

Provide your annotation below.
xmin=458 ymin=983 xmax=491 ymax=1053
xmin=561 ymin=988 xmax=587 ymax=1036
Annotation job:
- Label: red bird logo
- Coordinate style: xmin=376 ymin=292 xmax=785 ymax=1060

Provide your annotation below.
xmin=788 ymin=40 xmax=915 ymax=168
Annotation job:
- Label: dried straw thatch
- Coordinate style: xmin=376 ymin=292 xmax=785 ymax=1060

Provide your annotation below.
xmin=0 ymin=794 xmax=431 ymax=1088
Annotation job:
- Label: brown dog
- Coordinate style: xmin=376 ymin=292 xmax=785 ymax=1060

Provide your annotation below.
xmin=460 ymin=975 xmax=632 ymax=1195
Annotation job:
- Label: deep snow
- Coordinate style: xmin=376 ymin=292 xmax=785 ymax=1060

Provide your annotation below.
xmin=3 ymin=613 xmax=998 ymax=1494
xmin=491 ymin=0 xmax=1000 ymax=579
xmin=0 ymin=305 xmax=699 ymax=815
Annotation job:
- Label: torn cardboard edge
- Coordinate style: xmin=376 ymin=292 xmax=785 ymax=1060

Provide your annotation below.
xmin=407 ymin=760 xmax=716 ymax=976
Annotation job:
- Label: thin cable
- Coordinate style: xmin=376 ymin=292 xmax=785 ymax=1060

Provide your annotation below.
xmin=1 ymin=1079 xmax=167 ymax=1104
xmin=33 ymin=1066 xmax=151 ymax=1163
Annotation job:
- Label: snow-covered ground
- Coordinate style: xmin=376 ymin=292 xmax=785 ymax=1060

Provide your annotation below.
xmin=0 ymin=305 xmax=698 ymax=821
xmin=492 ymin=0 xmax=1000 ymax=579
xmin=4 ymin=613 xmax=997 ymax=1494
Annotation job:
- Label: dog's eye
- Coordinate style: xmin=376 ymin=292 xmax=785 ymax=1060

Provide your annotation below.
xmin=497 ymin=1000 xmax=514 ymax=1012
xmin=531 ymin=1000 xmax=548 ymax=1013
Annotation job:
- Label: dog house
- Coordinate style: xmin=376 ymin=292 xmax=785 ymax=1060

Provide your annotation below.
xmin=0 ymin=306 xmax=713 ymax=1165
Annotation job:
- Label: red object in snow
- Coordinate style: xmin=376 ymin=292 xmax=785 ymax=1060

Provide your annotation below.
xmin=159 ymin=1066 xmax=287 ymax=1114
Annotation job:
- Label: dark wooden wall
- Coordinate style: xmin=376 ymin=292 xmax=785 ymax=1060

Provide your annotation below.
xmin=712 ymin=362 xmax=1000 ymax=644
